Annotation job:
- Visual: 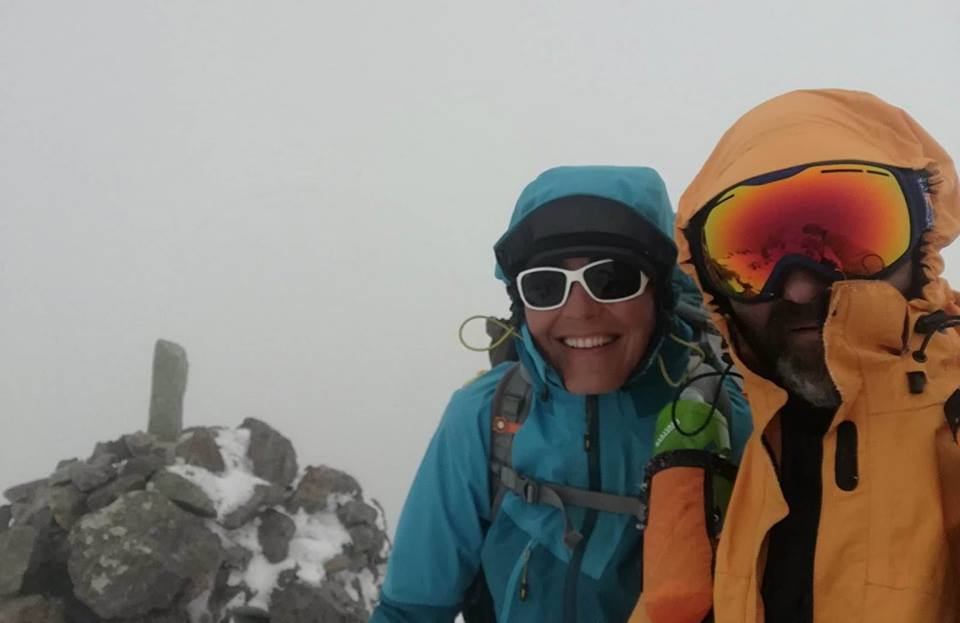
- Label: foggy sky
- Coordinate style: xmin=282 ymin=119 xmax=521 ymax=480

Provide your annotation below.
xmin=2 ymin=0 xmax=958 ymax=533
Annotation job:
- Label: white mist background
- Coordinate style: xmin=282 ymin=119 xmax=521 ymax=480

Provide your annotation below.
xmin=2 ymin=1 xmax=958 ymax=534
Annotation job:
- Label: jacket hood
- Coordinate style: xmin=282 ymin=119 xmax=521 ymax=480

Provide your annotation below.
xmin=676 ymin=88 xmax=960 ymax=425
xmin=495 ymin=166 xmax=677 ymax=281
xmin=494 ymin=165 xmax=691 ymax=391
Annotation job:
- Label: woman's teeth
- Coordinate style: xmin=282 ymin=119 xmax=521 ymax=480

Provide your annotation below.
xmin=562 ymin=336 xmax=615 ymax=350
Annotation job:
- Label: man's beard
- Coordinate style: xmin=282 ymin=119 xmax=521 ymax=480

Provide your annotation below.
xmin=775 ymin=349 xmax=841 ymax=409
xmin=741 ymin=295 xmax=842 ymax=409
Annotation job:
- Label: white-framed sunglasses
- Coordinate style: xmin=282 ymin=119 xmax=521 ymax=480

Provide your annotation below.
xmin=516 ymin=258 xmax=650 ymax=311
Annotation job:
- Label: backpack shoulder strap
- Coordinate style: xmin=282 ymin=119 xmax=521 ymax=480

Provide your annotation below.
xmin=488 ymin=363 xmax=532 ymax=521
xmin=487 ymin=364 xmax=647 ymax=549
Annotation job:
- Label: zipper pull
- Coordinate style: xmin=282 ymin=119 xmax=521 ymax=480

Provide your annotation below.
xmin=583 ymin=396 xmax=596 ymax=452
xmin=519 ymin=547 xmax=531 ymax=601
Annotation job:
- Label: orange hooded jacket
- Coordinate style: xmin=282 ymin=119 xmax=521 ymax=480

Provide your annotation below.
xmin=666 ymin=89 xmax=960 ymax=623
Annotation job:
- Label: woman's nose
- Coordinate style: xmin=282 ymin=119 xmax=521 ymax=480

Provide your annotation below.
xmin=562 ymin=283 xmax=601 ymax=318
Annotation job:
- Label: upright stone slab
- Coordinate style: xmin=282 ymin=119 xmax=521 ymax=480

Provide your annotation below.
xmin=148 ymin=340 xmax=188 ymax=442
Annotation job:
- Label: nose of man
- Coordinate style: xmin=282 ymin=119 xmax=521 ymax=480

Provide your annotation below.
xmin=781 ymin=268 xmax=831 ymax=305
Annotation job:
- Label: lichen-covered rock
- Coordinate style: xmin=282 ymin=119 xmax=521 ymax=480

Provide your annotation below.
xmin=0 ymin=595 xmax=67 ymax=623
xmin=240 ymin=418 xmax=298 ymax=488
xmin=175 ymin=429 xmax=226 ymax=473
xmin=149 ymin=470 xmax=217 ymax=518
xmin=67 ymin=491 xmax=223 ymax=619
xmin=0 ymin=423 xmax=384 ymax=623
xmin=0 ymin=525 xmax=36 ymax=595
xmin=287 ymin=467 xmax=360 ymax=514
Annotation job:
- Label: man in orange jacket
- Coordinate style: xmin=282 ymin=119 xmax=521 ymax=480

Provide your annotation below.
xmin=673 ymin=90 xmax=960 ymax=622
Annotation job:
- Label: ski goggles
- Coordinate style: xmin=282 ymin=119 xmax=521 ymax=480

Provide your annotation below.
xmin=688 ymin=161 xmax=929 ymax=303
xmin=516 ymin=258 xmax=650 ymax=311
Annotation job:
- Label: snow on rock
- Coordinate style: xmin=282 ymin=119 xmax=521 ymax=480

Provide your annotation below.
xmin=0 ymin=422 xmax=388 ymax=623
xmin=167 ymin=428 xmax=271 ymax=520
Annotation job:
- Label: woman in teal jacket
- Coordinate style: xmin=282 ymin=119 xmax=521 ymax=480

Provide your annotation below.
xmin=372 ymin=166 xmax=751 ymax=623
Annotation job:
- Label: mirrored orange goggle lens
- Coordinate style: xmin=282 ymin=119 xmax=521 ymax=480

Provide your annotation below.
xmin=701 ymin=164 xmax=912 ymax=299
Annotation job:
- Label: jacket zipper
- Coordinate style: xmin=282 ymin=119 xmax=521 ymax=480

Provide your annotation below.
xmin=519 ymin=546 xmax=531 ymax=601
xmin=563 ymin=395 xmax=601 ymax=623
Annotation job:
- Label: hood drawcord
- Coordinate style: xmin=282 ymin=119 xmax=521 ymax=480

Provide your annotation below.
xmin=458 ymin=315 xmax=520 ymax=352
xmin=657 ymin=333 xmax=707 ymax=388
xmin=912 ymin=311 xmax=960 ymax=363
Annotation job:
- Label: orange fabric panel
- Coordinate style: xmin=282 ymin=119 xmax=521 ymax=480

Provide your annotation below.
xmin=641 ymin=466 xmax=714 ymax=623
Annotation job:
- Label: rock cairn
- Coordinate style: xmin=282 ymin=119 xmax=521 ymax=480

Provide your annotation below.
xmin=0 ymin=419 xmax=388 ymax=623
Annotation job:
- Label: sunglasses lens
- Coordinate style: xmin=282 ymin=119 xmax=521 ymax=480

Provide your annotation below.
xmin=519 ymin=270 xmax=568 ymax=309
xmin=701 ymin=164 xmax=912 ymax=299
xmin=584 ymin=260 xmax=646 ymax=300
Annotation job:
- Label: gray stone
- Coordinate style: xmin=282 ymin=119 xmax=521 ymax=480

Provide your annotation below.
xmin=0 ymin=525 xmax=36 ymax=595
xmin=271 ymin=581 xmax=367 ymax=623
xmin=347 ymin=524 xmax=382 ymax=555
xmin=174 ymin=428 xmax=226 ymax=473
xmin=205 ymin=565 xmax=248 ymax=621
xmin=59 ymin=594 xmax=100 ymax=623
xmin=48 ymin=484 xmax=87 ymax=529
xmin=87 ymin=473 xmax=148 ymax=511
xmin=148 ymin=339 xmax=188 ymax=443
xmin=149 ymin=470 xmax=217 ymax=518
xmin=277 ymin=567 xmax=300 ymax=589
xmin=223 ymin=543 xmax=254 ymax=569
xmin=10 ymin=487 xmax=52 ymax=528
xmin=120 ymin=454 xmax=169 ymax=480
xmin=230 ymin=605 xmax=271 ymax=622
xmin=68 ymin=491 xmax=223 ymax=620
xmin=257 ymin=509 xmax=296 ymax=563
xmin=18 ymin=522 xmax=74 ymax=601
xmin=336 ymin=500 xmax=378 ymax=527
xmin=287 ymin=466 xmax=360 ymax=514
xmin=3 ymin=479 xmax=47 ymax=504
xmin=323 ymin=553 xmax=352 ymax=574
xmin=49 ymin=459 xmax=81 ymax=486
xmin=0 ymin=595 xmax=67 ymax=623
xmin=347 ymin=551 xmax=369 ymax=572
xmin=90 ymin=436 xmax=133 ymax=464
xmin=240 ymin=418 xmax=298 ymax=488
xmin=115 ymin=611 xmax=190 ymax=623
xmin=124 ymin=431 xmax=164 ymax=458
xmin=69 ymin=460 xmax=118 ymax=493
xmin=0 ymin=506 xmax=11 ymax=532
xmin=221 ymin=484 xmax=285 ymax=530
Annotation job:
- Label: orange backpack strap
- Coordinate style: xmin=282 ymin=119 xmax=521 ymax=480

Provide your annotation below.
xmin=488 ymin=363 xmax=533 ymax=521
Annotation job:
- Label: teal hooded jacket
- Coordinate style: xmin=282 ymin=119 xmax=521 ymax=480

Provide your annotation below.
xmin=372 ymin=166 xmax=751 ymax=622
